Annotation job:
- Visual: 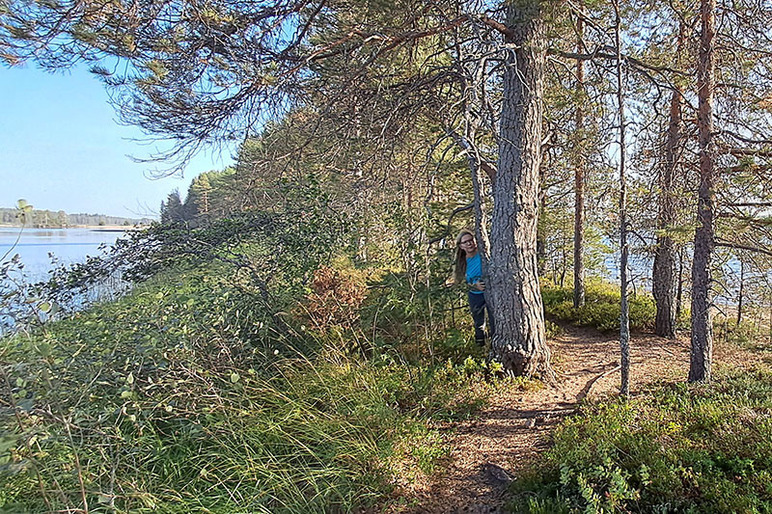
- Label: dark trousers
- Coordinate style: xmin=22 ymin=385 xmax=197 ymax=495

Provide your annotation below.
xmin=468 ymin=292 xmax=494 ymax=346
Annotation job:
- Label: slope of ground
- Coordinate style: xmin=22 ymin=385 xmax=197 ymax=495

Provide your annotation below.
xmin=388 ymin=326 xmax=764 ymax=513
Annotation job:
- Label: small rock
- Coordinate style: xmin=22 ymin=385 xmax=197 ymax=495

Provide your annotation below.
xmin=482 ymin=463 xmax=515 ymax=484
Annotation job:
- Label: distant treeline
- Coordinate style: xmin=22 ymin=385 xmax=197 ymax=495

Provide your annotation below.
xmin=0 ymin=207 xmax=153 ymax=228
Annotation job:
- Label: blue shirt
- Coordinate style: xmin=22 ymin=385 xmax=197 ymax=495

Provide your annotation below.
xmin=466 ymin=253 xmax=484 ymax=295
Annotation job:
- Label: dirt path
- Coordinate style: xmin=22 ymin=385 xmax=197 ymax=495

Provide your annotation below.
xmin=393 ymin=326 xmax=761 ymax=513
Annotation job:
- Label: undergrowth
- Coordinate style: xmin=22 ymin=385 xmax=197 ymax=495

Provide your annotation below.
xmin=509 ymin=368 xmax=772 ymax=513
xmin=0 ymin=262 xmax=493 ymax=513
xmin=542 ymin=279 xmax=659 ymax=332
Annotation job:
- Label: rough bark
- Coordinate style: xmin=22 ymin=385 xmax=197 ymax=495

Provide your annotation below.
xmin=613 ymin=0 xmax=630 ymax=397
xmin=573 ymin=12 xmax=586 ymax=309
xmin=489 ymin=0 xmax=553 ymax=380
xmin=737 ymin=260 xmax=744 ymax=327
xmin=451 ymin=130 xmax=492 ymax=268
xmin=689 ymin=0 xmax=716 ymax=383
xmin=653 ymin=23 xmax=685 ymax=339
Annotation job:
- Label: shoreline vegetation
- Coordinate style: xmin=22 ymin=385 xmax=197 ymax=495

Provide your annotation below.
xmin=4 ymin=0 xmax=772 ymax=509
xmin=0 ymin=223 xmax=146 ymax=231
xmin=1 ymin=198 xmax=770 ymax=512
xmin=2 ymin=244 xmax=770 ymax=512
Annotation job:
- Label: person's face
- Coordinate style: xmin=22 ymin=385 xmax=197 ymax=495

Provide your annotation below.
xmin=459 ymin=234 xmax=477 ymax=255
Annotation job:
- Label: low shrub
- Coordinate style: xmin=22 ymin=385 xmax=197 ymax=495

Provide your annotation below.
xmin=358 ymin=267 xmax=477 ymax=362
xmin=305 ymin=258 xmax=371 ymax=332
xmin=509 ymin=369 xmax=772 ymax=513
xmin=542 ymin=280 xmax=656 ymax=332
xmin=714 ymin=318 xmax=771 ymax=352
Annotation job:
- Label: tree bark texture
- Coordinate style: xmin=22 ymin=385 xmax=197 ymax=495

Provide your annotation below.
xmin=452 ymin=130 xmax=492 ymax=268
xmin=689 ymin=0 xmax=717 ymax=383
xmin=614 ymin=0 xmax=630 ymax=396
xmin=652 ymin=58 xmax=684 ymax=338
xmin=573 ymin=13 xmax=586 ymax=309
xmin=653 ymin=22 xmax=685 ymax=339
xmin=489 ymin=0 xmax=553 ymax=379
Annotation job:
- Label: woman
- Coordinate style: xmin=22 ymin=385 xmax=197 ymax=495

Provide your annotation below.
xmin=454 ymin=229 xmax=494 ymax=346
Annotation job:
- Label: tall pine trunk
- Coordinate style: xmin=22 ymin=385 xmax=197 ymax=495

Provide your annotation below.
xmin=573 ymin=12 xmax=586 ymax=309
xmin=653 ymin=23 xmax=685 ymax=339
xmin=690 ymin=0 xmax=717 ymax=382
xmin=489 ymin=0 xmax=553 ymax=379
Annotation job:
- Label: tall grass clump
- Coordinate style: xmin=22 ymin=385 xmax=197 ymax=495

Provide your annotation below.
xmin=0 ymin=261 xmax=490 ymax=513
xmin=509 ymin=368 xmax=772 ymax=513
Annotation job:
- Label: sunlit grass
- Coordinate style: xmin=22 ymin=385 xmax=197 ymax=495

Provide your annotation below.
xmin=0 ymin=264 xmax=491 ymax=513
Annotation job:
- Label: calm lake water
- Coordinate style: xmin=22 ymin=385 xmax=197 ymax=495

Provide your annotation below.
xmin=0 ymin=227 xmax=127 ymax=282
xmin=1 ymin=227 xmax=132 ymax=334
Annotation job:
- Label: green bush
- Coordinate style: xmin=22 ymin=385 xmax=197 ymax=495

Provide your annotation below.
xmin=358 ymin=265 xmax=488 ymax=362
xmin=542 ymin=280 xmax=656 ymax=332
xmin=714 ymin=318 xmax=770 ymax=352
xmin=509 ymin=369 xmax=772 ymax=513
xmin=0 ymin=263 xmax=489 ymax=513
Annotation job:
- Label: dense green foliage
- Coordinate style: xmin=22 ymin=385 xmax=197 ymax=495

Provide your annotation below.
xmin=510 ymin=369 xmax=772 ymax=513
xmin=542 ymin=280 xmax=659 ymax=332
xmin=0 ymin=160 xmax=509 ymax=512
xmin=4 ymin=0 xmax=772 ymax=510
xmin=0 ymin=259 xmax=498 ymax=512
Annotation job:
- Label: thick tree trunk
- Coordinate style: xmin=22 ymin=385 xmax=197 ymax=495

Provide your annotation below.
xmin=573 ymin=13 xmax=586 ymax=309
xmin=489 ymin=1 xmax=553 ymax=379
xmin=689 ymin=0 xmax=717 ymax=383
xmin=653 ymin=23 xmax=685 ymax=339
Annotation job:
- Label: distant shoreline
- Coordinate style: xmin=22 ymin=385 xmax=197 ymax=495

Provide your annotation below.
xmin=0 ymin=224 xmax=147 ymax=231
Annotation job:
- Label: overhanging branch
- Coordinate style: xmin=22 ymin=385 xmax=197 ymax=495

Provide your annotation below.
xmin=716 ymin=239 xmax=772 ymax=258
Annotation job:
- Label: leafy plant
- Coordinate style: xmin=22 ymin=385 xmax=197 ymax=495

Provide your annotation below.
xmin=509 ymin=369 xmax=772 ymax=513
xmin=0 ymin=259 xmax=491 ymax=512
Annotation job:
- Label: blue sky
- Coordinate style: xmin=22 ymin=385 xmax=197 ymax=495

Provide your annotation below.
xmin=0 ymin=64 xmax=235 ymax=219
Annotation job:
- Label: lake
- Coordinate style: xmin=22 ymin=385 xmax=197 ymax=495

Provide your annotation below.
xmin=1 ymin=227 xmax=132 ymax=334
xmin=0 ymin=227 xmax=127 ymax=282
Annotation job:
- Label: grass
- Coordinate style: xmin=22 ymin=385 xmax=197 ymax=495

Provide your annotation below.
xmin=0 ymin=263 xmax=493 ymax=513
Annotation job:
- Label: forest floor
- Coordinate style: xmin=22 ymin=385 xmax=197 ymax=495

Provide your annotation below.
xmin=386 ymin=324 xmax=766 ymax=513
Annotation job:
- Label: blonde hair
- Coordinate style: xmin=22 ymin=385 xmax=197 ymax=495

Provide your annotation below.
xmin=453 ymin=229 xmax=475 ymax=285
